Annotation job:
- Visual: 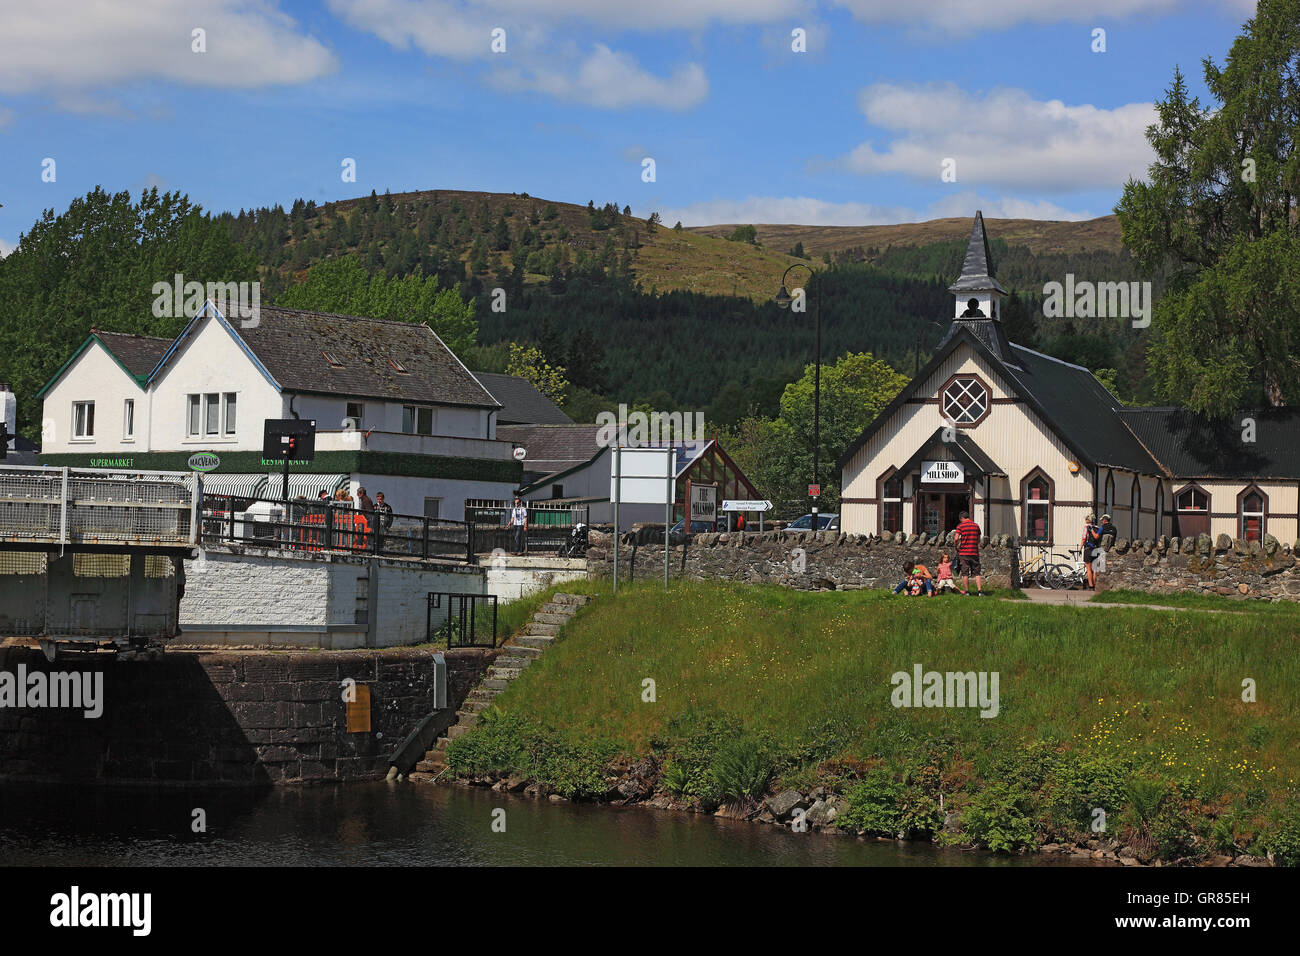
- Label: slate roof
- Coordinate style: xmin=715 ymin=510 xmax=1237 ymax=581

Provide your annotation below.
xmin=1002 ymin=345 xmax=1165 ymax=475
xmin=474 ymin=372 xmax=573 ymax=425
xmin=232 ymin=307 xmax=500 ymax=408
xmin=948 ymin=211 xmax=1008 ymax=295
xmin=497 ymin=424 xmax=604 ymax=479
xmin=1118 ymin=407 xmax=1300 ymax=480
xmin=93 ymin=331 xmax=172 ymax=380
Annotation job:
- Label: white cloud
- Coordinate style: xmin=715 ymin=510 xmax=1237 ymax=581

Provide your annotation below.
xmin=842 ymin=83 xmax=1155 ymax=192
xmin=0 ymin=238 xmax=15 ymax=259
xmin=0 ymin=0 xmax=336 ymax=95
xmin=490 ymin=45 xmax=707 ymax=110
xmin=832 ymin=0 xmax=1209 ymax=33
xmin=650 ymin=192 xmax=1095 ymax=226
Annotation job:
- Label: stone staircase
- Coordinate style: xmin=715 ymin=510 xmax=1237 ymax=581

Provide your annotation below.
xmin=412 ymin=592 xmax=592 ymax=778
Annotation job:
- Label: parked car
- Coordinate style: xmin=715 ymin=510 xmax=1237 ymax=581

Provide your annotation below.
xmin=787 ymin=513 xmax=839 ymax=531
xmin=668 ymin=519 xmax=716 ymax=543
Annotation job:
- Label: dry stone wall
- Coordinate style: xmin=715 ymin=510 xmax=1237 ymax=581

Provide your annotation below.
xmin=586 ymin=528 xmax=1300 ymax=602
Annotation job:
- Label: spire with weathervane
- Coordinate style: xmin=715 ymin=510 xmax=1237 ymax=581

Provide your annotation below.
xmin=940 ymin=211 xmax=1015 ymax=363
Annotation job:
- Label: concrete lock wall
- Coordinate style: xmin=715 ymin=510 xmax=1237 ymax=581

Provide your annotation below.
xmin=0 ymin=644 xmax=491 ymax=786
xmin=181 ymin=545 xmax=487 ymax=648
xmin=586 ymin=529 xmax=1300 ymax=602
xmin=482 ymin=554 xmax=587 ymax=601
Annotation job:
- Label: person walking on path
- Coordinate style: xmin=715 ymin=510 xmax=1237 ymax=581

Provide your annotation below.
xmin=508 ymin=497 xmax=529 ymax=555
xmin=953 ymin=510 xmax=984 ymax=596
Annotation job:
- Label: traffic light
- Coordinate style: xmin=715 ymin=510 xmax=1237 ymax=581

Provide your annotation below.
xmin=287 ymin=436 xmax=297 ymax=458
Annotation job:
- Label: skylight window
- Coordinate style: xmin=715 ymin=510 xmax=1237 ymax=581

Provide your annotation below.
xmin=389 ymin=358 xmax=410 ymax=373
xmin=323 ymin=351 xmax=344 ymax=368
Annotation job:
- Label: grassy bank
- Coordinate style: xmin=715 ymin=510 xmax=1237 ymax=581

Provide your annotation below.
xmin=447 ymin=580 xmax=1300 ymax=863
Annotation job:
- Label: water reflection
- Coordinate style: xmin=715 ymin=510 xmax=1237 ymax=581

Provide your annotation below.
xmin=0 ymin=781 xmax=1093 ymax=867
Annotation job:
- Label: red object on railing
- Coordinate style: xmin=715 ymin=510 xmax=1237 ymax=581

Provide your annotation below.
xmin=296 ymin=510 xmax=370 ymax=552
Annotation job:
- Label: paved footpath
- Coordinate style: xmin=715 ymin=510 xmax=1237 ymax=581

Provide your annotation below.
xmin=1019 ymin=589 xmax=1246 ymax=614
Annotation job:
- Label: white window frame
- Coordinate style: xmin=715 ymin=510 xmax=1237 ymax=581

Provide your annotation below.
xmin=187 ymin=392 xmax=238 ymax=440
xmin=223 ymin=392 xmax=237 ymax=436
xmin=403 ymin=404 xmax=435 ymax=436
xmin=123 ymin=398 xmax=135 ymax=441
xmin=346 ymin=401 xmax=364 ymax=429
xmin=72 ymin=401 xmax=95 ymax=441
xmin=1240 ymin=490 xmax=1265 ymax=542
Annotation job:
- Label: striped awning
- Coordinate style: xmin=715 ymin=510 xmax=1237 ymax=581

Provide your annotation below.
xmin=200 ymin=473 xmax=268 ymax=499
xmin=265 ymin=473 xmax=349 ymax=500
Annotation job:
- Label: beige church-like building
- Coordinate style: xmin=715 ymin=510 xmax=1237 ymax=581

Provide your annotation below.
xmin=838 ymin=213 xmax=1300 ymax=549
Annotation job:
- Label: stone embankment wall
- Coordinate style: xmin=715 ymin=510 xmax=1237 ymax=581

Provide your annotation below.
xmin=0 ymin=645 xmax=490 ymax=786
xmin=586 ymin=528 xmax=1300 ymax=601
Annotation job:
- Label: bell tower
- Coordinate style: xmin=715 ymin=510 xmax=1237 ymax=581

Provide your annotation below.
xmin=941 ymin=211 xmax=1015 ymax=363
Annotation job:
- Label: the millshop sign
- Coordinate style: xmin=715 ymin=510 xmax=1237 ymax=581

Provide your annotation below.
xmin=921 ymin=460 xmax=964 ymax=483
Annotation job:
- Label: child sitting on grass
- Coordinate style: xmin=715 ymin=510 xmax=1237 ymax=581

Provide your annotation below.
xmin=934 ymin=552 xmax=957 ymax=594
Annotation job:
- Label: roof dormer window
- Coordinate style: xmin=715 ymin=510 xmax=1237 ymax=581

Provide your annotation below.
xmin=389 ymin=358 xmax=410 ymax=374
xmin=323 ymin=351 xmax=343 ymax=368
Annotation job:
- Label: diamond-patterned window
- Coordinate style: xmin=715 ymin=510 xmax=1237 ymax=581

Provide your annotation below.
xmin=941 ymin=377 xmax=989 ymax=424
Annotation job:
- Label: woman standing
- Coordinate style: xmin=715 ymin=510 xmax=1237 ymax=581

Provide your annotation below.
xmin=1082 ymin=514 xmax=1101 ymax=590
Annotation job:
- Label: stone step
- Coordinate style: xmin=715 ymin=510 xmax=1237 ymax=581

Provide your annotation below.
xmin=524 ymin=623 xmax=560 ymax=637
xmin=447 ymin=724 xmax=472 ymax=740
xmin=466 ymin=688 xmax=501 ymax=704
xmin=481 ymin=678 xmax=511 ymax=691
xmin=506 ymin=644 xmax=544 ymax=658
xmin=415 ymin=759 xmax=443 ymax=773
xmin=455 ymin=711 xmax=479 ymax=726
xmin=552 ymin=593 xmax=590 ymax=606
xmin=538 ymin=602 xmax=577 ymax=616
xmin=515 ymin=634 xmax=555 ymax=648
xmin=461 ymin=698 xmax=493 ymax=714
xmin=435 ymin=738 xmax=448 ymax=751
xmin=488 ymin=666 xmax=522 ymax=680
xmin=532 ymin=611 xmax=572 ymax=626
xmin=493 ymin=655 xmax=532 ymax=668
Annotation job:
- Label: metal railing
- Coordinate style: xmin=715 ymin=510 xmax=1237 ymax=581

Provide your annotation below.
xmin=0 ymin=465 xmax=198 ymax=547
xmin=466 ymin=503 xmax=588 ymax=555
xmin=427 ymin=592 xmax=499 ymax=648
xmin=201 ymin=496 xmax=471 ymax=562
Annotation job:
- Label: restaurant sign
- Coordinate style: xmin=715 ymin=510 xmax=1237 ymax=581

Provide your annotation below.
xmin=921 ymin=460 xmax=965 ymax=483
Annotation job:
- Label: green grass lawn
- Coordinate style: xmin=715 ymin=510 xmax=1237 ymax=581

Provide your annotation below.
xmin=1093 ymin=588 xmax=1293 ymax=614
xmin=454 ymin=579 xmax=1300 ymax=860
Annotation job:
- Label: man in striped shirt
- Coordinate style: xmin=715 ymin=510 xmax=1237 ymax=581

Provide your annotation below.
xmin=953 ymin=510 xmax=984 ymax=596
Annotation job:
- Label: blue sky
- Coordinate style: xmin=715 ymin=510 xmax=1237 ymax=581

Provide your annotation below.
xmin=0 ymin=0 xmax=1258 ymax=255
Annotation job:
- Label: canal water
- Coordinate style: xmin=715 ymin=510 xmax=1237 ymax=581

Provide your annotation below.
xmin=0 ymin=781 xmax=1086 ymax=866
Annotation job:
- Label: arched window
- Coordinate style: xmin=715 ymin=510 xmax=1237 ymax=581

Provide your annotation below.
xmin=1175 ymin=484 xmax=1211 ymax=539
xmin=1130 ymin=477 xmax=1142 ymax=539
xmin=1021 ymin=469 xmax=1053 ymax=544
xmin=940 ymin=376 xmax=990 ymax=425
xmin=879 ymin=469 xmax=904 ymax=535
xmin=1238 ymin=486 xmax=1267 ymax=542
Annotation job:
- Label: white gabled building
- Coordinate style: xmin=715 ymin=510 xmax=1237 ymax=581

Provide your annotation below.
xmin=38 ymin=302 xmax=521 ymax=520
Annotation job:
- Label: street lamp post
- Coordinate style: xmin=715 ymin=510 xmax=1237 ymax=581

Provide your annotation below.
xmin=775 ymin=264 xmax=821 ymax=527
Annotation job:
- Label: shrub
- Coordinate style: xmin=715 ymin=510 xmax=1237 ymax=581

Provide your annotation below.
xmin=962 ymin=784 xmax=1039 ymax=852
xmin=711 ymin=737 xmax=774 ymax=805
xmin=1263 ymin=804 xmax=1300 ymax=867
xmin=836 ymin=770 xmax=905 ymax=836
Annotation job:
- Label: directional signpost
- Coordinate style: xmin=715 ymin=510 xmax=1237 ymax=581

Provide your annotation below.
xmin=722 ymin=499 xmax=774 ymax=532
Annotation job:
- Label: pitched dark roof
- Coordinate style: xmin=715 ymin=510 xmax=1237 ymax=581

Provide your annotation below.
xmin=474 ymin=373 xmax=573 ymax=425
xmin=93 ymin=331 xmax=172 ymax=380
xmin=836 ymin=327 xmax=1165 ymax=476
xmin=1118 ymin=407 xmax=1300 ymax=479
xmin=948 ymin=211 xmax=1008 ymax=295
xmin=233 ymin=307 xmax=500 ymax=408
xmin=497 ymin=424 xmax=603 ymax=477
xmin=1003 ymin=345 xmax=1165 ymax=475
xmin=940 ymin=313 xmax=1016 ymax=364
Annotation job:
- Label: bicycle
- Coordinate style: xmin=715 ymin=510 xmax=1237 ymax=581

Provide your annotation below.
xmin=1047 ymin=548 xmax=1091 ymax=590
xmin=1017 ymin=545 xmax=1059 ymax=590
